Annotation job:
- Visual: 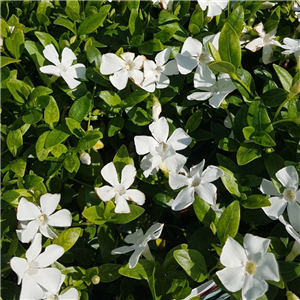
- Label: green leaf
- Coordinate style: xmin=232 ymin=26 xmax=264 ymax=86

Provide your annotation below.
xmin=206 ymin=42 xmax=221 ymax=61
xmin=78 ymin=130 xmax=103 ymax=150
xmin=217 ymin=200 xmax=240 ymax=244
xmin=54 ymin=17 xmax=76 ymax=34
xmin=261 ymin=89 xmax=288 ymax=108
xmin=65 ymin=118 xmax=85 ymax=138
xmin=273 ymin=64 xmax=292 ymax=92
xmin=98 ymin=264 xmax=122 ymax=283
xmin=129 ymin=8 xmax=138 ymax=35
xmin=226 ymin=5 xmax=244 ymax=36
xmin=219 ymin=167 xmax=241 ymax=198
xmin=78 ymin=5 xmax=111 ymax=35
xmin=110 ymin=205 xmax=145 ymax=224
xmin=34 ymin=31 xmax=59 ymax=49
xmin=10 ymin=158 xmax=26 ymax=177
xmin=158 ymin=11 xmax=180 ymax=25
xmin=219 ymin=23 xmax=241 ymax=69
xmin=232 ymin=68 xmax=256 ymax=99
xmin=185 ymin=110 xmax=202 ymax=133
xmin=173 ymin=249 xmax=207 ymax=283
xmin=99 ymin=90 xmax=121 ymax=106
xmin=44 ymin=96 xmax=60 ymax=129
xmin=122 ymin=90 xmax=150 ymax=108
xmin=69 ymin=95 xmax=91 ymax=123
xmin=36 ymin=131 xmax=51 ymax=161
xmin=207 ymin=61 xmax=235 ymax=74
xmin=98 ymin=224 xmax=116 ymax=263
xmin=7 ymin=129 xmax=22 ymax=157
xmin=65 ymin=1 xmax=80 ymax=21
xmin=64 ymin=153 xmax=80 ymax=173
xmin=45 ymin=126 xmax=70 ymax=149
xmin=241 ymin=195 xmax=271 ymax=209
xmin=108 ymin=116 xmax=124 ymax=137
xmin=236 ymin=142 xmax=262 ymax=166
xmin=82 ymin=203 xmax=107 ymax=225
xmin=22 ymin=108 xmax=43 ymax=124
xmin=218 ymin=137 xmax=239 ymax=152
xmin=5 ymin=31 xmax=25 ymax=59
xmin=264 ymin=152 xmax=285 ymax=190
xmin=86 ymin=46 xmax=101 ymax=68
xmin=7 ymin=79 xmax=32 ymax=103
xmin=0 ymin=56 xmax=20 ymax=67
xmin=188 ymin=8 xmax=203 ymax=34
xmin=119 ymin=260 xmax=154 ymax=281
xmin=113 ymin=144 xmax=134 ymax=176
xmin=53 ymin=228 xmax=81 ymax=252
xmin=36 ymin=0 xmax=52 ymax=25
xmin=193 ymin=195 xmax=218 ymax=227
xmin=278 ymin=262 xmax=300 ymax=282
xmin=30 ymin=86 xmax=53 ymax=101
xmin=127 ymin=107 xmax=152 ymax=126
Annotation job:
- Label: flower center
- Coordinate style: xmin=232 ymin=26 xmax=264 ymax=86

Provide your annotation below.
xmin=245 ymin=261 xmax=257 ymax=275
xmin=26 ymin=261 xmax=39 ymax=275
xmin=47 ymin=295 xmax=59 ymax=300
xmin=57 ymin=63 xmax=69 ymax=72
xmin=283 ymin=189 xmax=296 ymax=203
xmin=115 ymin=184 xmax=126 ymax=196
xmin=124 ymin=61 xmax=134 ymax=71
xmin=37 ymin=214 xmax=48 ymax=226
xmin=191 ymin=177 xmax=201 ymax=187
xmin=160 ymin=142 xmax=168 ymax=152
xmin=154 ymin=66 xmax=163 ymax=76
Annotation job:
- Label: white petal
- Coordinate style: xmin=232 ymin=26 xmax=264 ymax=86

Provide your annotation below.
xmin=59 ymin=288 xmax=79 ymax=299
xmin=124 ymin=189 xmax=145 ymax=205
xmin=67 ymin=64 xmax=86 ymax=79
xmin=134 ymin=136 xmax=157 ymax=155
xmin=276 ymin=166 xmax=299 ymax=189
xmin=285 ymin=223 xmax=300 ymax=243
xmin=203 ymin=33 xmax=220 ymax=50
xmin=40 ymin=193 xmax=61 ymax=216
xmin=40 ymin=65 xmax=61 ymax=77
xmin=133 ymin=54 xmax=146 ymax=69
xmin=245 ymin=37 xmax=264 ymax=52
xmin=43 ymin=44 xmax=60 ymax=66
xmin=112 ymin=244 xmax=136 ymax=256
xmin=262 ymin=196 xmax=287 ymax=220
xmin=216 ymin=266 xmax=245 ymax=292
xmin=95 ymin=186 xmax=116 ymax=201
xmin=61 ymin=72 xmax=81 ymax=89
xmin=121 ymin=164 xmax=136 ymax=189
xmin=129 ymin=247 xmax=145 ymax=269
xmin=206 ymin=1 xmax=224 ymax=17
xmin=155 ymin=48 xmax=170 ymax=66
xmin=17 ymin=197 xmax=40 ymax=221
xmin=165 ymin=153 xmax=187 ymax=173
xmin=16 ymin=220 xmax=39 ymax=243
xmin=156 ymin=73 xmax=169 ymax=89
xmin=124 ymin=229 xmax=144 ymax=244
xmin=162 ymin=59 xmax=178 ymax=76
xmin=167 ymin=128 xmax=191 ymax=151
xmin=114 ymin=195 xmax=130 ymax=214
xmin=145 ymin=223 xmax=164 ymax=240
xmin=201 ymin=166 xmax=223 ymax=183
xmin=181 ymin=37 xmax=203 ymax=58
xmin=194 ymin=64 xmax=216 ymax=89
xmin=256 ymin=253 xmax=280 ymax=281
xmin=20 ymin=273 xmax=45 ymax=300
xmin=220 ymin=237 xmax=247 ymax=267
xmin=190 ymin=160 xmax=205 ymax=177
xmin=32 ymin=268 xmax=63 ymax=294
xmin=195 ymin=182 xmax=217 ymax=206
xmin=101 ymin=162 xmax=119 ymax=187
xmin=39 ymin=224 xmax=58 ymax=239
xmin=169 ymin=172 xmax=189 ymax=190
xmin=262 ymin=44 xmax=274 ymax=65
xmin=209 ymin=92 xmax=229 ymax=108
xmin=100 ymin=53 xmax=124 ymax=75
xmin=109 ymin=70 xmax=129 ymax=90
xmin=141 ymin=153 xmax=161 ymax=177
xmin=149 ymin=117 xmax=169 ymax=143
xmin=171 ymin=187 xmax=195 ymax=211
xmin=10 ymin=257 xmax=27 ymax=284
xmin=260 ymin=179 xmax=281 ymax=196
xmin=287 ymin=202 xmax=300 ymax=232
xmin=186 ymin=280 xmax=216 ymax=299
xmin=128 ymin=69 xmax=144 ymax=85
xmin=48 ymin=209 xmax=72 ymax=227
xmin=175 ymin=54 xmax=198 ymax=75
xmin=217 ymin=74 xmax=236 ymax=92
xmin=242 ymin=274 xmax=268 ymax=300
xmin=243 ymin=234 xmax=270 ymax=263
xmin=187 ymin=91 xmax=214 ymax=101
xmin=144 ymin=60 xmax=156 ymax=74
xmin=121 ymin=52 xmax=135 ymax=62
xmin=61 ymin=47 xmax=76 ymax=68
xmin=35 ymin=245 xmax=65 ymax=267
xmin=26 ymin=233 xmax=42 ymax=262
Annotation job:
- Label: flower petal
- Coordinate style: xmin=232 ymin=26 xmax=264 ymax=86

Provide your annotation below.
xmin=262 ymin=196 xmax=287 ymax=220
xmin=133 ymin=54 xmax=146 ymax=69
xmin=101 ymin=162 xmax=119 ymax=187
xmin=39 ymin=65 xmax=61 ymax=76
xmin=39 ymin=224 xmax=58 ymax=239
xmin=171 ymin=187 xmax=195 ymax=211
xmin=124 ymin=189 xmax=145 ymax=206
xmin=201 ymin=166 xmax=223 ymax=183
xmin=121 ymin=165 xmax=137 ymax=190
xmin=61 ymin=72 xmax=81 ymax=89
xmin=262 ymin=44 xmax=274 ymax=65
xmin=26 ymin=233 xmax=42 ymax=262
xmin=128 ymin=69 xmax=144 ymax=85
xmin=155 ymin=48 xmax=170 ymax=66
xmin=195 ymin=182 xmax=217 ymax=206
xmin=129 ymin=246 xmax=145 ymax=269
xmin=220 ymin=237 xmax=248 ymax=267
xmin=206 ymin=1 xmax=224 ymax=17
xmin=48 ymin=209 xmax=72 ymax=227
xmin=67 ymin=64 xmax=86 ymax=79
xmin=149 ymin=117 xmax=169 ymax=143
xmin=190 ymin=160 xmax=205 ymax=177
xmin=140 ymin=153 xmax=161 ymax=178
xmin=175 ymin=54 xmax=198 ymax=75
xmin=134 ymin=136 xmax=157 ymax=155
xmin=43 ymin=44 xmax=60 ymax=66
xmin=165 ymin=153 xmax=187 ymax=173
xmin=10 ymin=257 xmax=27 ymax=284
xmin=16 ymin=220 xmax=39 ymax=243
xmin=121 ymin=52 xmax=135 ymax=62
xmin=111 ymin=244 xmax=136 ymax=255
xmin=242 ymin=274 xmax=268 ymax=300
xmin=167 ymin=128 xmax=191 ymax=151
xmin=194 ymin=64 xmax=216 ymax=89
xmin=216 ymin=266 xmax=245 ymax=292
xmin=169 ymin=172 xmax=189 ymax=190
xmin=40 ymin=193 xmax=61 ymax=216
xmin=95 ymin=186 xmax=116 ymax=201
xmin=61 ymin=47 xmax=76 ymax=68
xmin=20 ymin=273 xmax=45 ymax=300
xmin=187 ymin=91 xmax=214 ymax=101
xmin=59 ymin=288 xmax=79 ymax=300
xmin=35 ymin=245 xmax=65 ymax=267
xmin=245 ymin=37 xmax=264 ymax=52
xmin=114 ymin=195 xmax=130 ymax=214
xmin=125 ymin=229 xmax=144 ymax=244
xmin=243 ymin=234 xmax=270 ymax=263
xmin=17 ymin=197 xmax=40 ymax=221
xmin=162 ymin=59 xmax=178 ymax=76
xmin=260 ymin=179 xmax=281 ymax=196
xmin=209 ymin=92 xmax=229 ymax=108
xmin=276 ymin=166 xmax=299 ymax=189
xmin=156 ymin=73 xmax=169 ymax=89
xmin=100 ymin=53 xmax=124 ymax=75
xmin=181 ymin=37 xmax=203 ymax=58
xmin=256 ymin=253 xmax=280 ymax=281
xmin=32 ymin=268 xmax=63 ymax=294
xmin=145 ymin=223 xmax=164 ymax=240
xmin=109 ymin=70 xmax=129 ymax=90
xmin=287 ymin=201 xmax=300 ymax=232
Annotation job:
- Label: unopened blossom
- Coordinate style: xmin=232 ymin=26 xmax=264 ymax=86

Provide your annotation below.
xmin=134 ymin=117 xmax=192 ymax=177
xmin=95 ymin=162 xmax=145 ymax=214
xmin=216 ymin=234 xmax=280 ymax=300
xmin=16 ymin=194 xmax=72 ymax=243
xmin=176 ymin=34 xmax=220 ymax=88
xmin=260 ymin=166 xmax=300 ymax=220
xmin=285 ymin=240 xmax=300 ymax=262
xmin=245 ymin=23 xmax=281 ymax=64
xmin=100 ymin=52 xmax=145 ymax=90
xmin=10 ymin=233 xmax=65 ymax=300
xmin=40 ymin=44 xmax=86 ymax=89
xmin=152 ymin=97 xmax=162 ymax=121
xmin=169 ymin=159 xmax=224 ymax=211
xmin=79 ymin=151 xmax=91 ymax=165
xmin=279 ymin=38 xmax=300 ymax=59
xmin=141 ymin=48 xmax=178 ymax=92
xmin=111 ymin=223 xmax=164 ymax=269
xmin=197 ymin=0 xmax=229 ymax=17
xmin=187 ymin=73 xmax=236 ymax=108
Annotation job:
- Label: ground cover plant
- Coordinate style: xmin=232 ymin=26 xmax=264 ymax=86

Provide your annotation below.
xmin=1 ymin=0 xmax=300 ymax=299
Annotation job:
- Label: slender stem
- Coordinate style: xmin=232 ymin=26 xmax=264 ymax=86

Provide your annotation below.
xmin=272 ymin=118 xmax=294 ymax=126
xmin=272 ymin=96 xmax=291 ymax=122
xmin=231 ymin=73 xmax=256 ymax=99
xmin=71 ymin=222 xmax=93 ymax=227
xmin=70 ymin=177 xmax=94 ymax=189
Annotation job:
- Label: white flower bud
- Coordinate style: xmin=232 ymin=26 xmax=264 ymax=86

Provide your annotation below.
xmin=80 ymin=152 xmax=91 ymax=165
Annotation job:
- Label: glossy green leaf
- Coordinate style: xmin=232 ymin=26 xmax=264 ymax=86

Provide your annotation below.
xmin=99 ymin=90 xmax=121 ymax=106
xmin=236 ymin=142 xmax=262 ymax=165
xmin=207 ymin=61 xmax=235 ymax=74
xmin=53 ymin=228 xmax=81 ymax=252
xmin=44 ymin=96 xmax=60 ymax=129
xmin=219 ymin=167 xmax=241 ymax=198
xmin=185 ymin=110 xmax=202 ymax=133
xmin=0 ymin=56 xmax=20 ymax=67
xmin=64 ymin=153 xmax=80 ymax=173
xmin=78 ymin=130 xmax=103 ymax=150
xmin=113 ymin=144 xmax=134 ymax=176
xmin=108 ymin=116 xmax=124 ymax=137
xmin=36 ymin=131 xmax=51 ymax=161
xmin=45 ymin=126 xmax=70 ymax=149
xmin=82 ymin=203 xmax=107 ymax=225
xmin=65 ymin=118 xmax=85 ymax=138
xmin=241 ymin=195 xmax=271 ymax=209
xmin=7 ymin=129 xmax=22 ymax=157
xmin=273 ymin=64 xmax=292 ymax=92
xmin=69 ymin=95 xmax=91 ymax=123
xmin=98 ymin=264 xmax=122 ymax=283
xmin=110 ymin=205 xmax=145 ymax=224
xmin=22 ymin=108 xmax=43 ymax=124
xmin=226 ymin=5 xmax=244 ymax=36
xmin=119 ymin=260 xmax=154 ymax=281
xmin=54 ymin=17 xmax=76 ymax=34
xmin=35 ymin=31 xmax=59 ymax=49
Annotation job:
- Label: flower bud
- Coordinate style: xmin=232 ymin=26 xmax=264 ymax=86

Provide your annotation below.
xmin=93 ymin=140 xmax=104 ymax=150
xmin=92 ymin=275 xmax=100 ymax=285
xmin=80 ymin=152 xmax=91 ymax=165
xmin=287 ymin=291 xmax=300 ymax=300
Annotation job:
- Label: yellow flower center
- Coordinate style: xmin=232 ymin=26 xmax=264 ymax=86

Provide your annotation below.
xmin=37 ymin=214 xmax=48 ymax=225
xmin=124 ymin=61 xmax=134 ymax=71
xmin=245 ymin=261 xmax=257 ymax=275
xmin=283 ymin=189 xmax=296 ymax=203
xmin=192 ymin=177 xmax=201 ymax=187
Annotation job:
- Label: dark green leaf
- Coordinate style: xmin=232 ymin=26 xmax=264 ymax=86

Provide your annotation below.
xmin=236 ymin=142 xmax=262 ymax=165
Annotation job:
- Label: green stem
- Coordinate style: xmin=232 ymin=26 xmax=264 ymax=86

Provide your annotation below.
xmin=231 ymin=73 xmax=256 ymax=99
xmin=273 ymin=96 xmax=292 ymax=122
xmin=272 ymin=118 xmax=294 ymax=126
xmin=71 ymin=222 xmax=93 ymax=227
xmin=70 ymin=177 xmax=94 ymax=189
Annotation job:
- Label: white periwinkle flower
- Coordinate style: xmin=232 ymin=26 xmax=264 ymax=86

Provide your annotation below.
xmin=94 ymin=162 xmax=145 ymax=214
xmin=16 ymin=194 xmax=72 ymax=243
xmin=260 ymin=166 xmax=300 ymax=220
xmin=40 ymin=44 xmax=86 ymax=89
xmin=134 ymin=117 xmax=192 ymax=178
xmin=197 ymin=0 xmax=229 ymax=17
xmin=182 ymin=280 xmax=217 ymax=300
xmin=152 ymin=0 xmax=173 ymax=10
xmin=169 ymin=159 xmax=224 ymax=211
xmin=111 ymin=223 xmax=164 ymax=269
xmin=79 ymin=151 xmax=91 ymax=165
xmin=176 ymin=34 xmax=220 ymax=88
xmin=10 ymin=233 xmax=65 ymax=300
xmin=216 ymin=234 xmax=280 ymax=300
xmin=187 ymin=73 xmax=236 ymax=108
xmin=100 ymin=52 xmax=145 ymax=90
xmin=141 ymin=48 xmax=178 ymax=92
xmin=292 ymin=2 xmax=300 ymax=22
xmin=245 ymin=23 xmax=280 ymax=65
xmin=279 ymin=38 xmax=300 ymax=59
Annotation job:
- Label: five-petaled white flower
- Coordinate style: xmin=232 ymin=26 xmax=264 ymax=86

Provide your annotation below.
xmin=10 ymin=233 xmax=65 ymax=300
xmin=187 ymin=73 xmax=236 ymax=108
xmin=134 ymin=117 xmax=192 ymax=178
xmin=245 ymin=23 xmax=281 ymax=65
xmin=176 ymin=34 xmax=220 ymax=88
xmin=216 ymin=234 xmax=280 ymax=300
xmin=16 ymin=194 xmax=72 ymax=243
xmin=260 ymin=166 xmax=300 ymax=220
xmin=279 ymin=38 xmax=300 ymax=59
xmin=197 ymin=0 xmax=229 ymax=17
xmin=40 ymin=44 xmax=86 ymax=89
xmin=111 ymin=223 xmax=164 ymax=269
xmin=169 ymin=159 xmax=224 ymax=211
xmin=95 ymin=162 xmax=145 ymax=214
xmin=100 ymin=52 xmax=145 ymax=90
xmin=141 ymin=48 xmax=178 ymax=92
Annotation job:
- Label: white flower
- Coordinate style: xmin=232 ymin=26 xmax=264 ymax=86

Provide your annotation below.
xmin=111 ymin=223 xmax=164 ymax=269
xmin=169 ymin=159 xmax=224 ymax=211
xmin=100 ymin=52 xmax=145 ymax=90
xmin=152 ymin=97 xmax=162 ymax=121
xmin=182 ymin=280 xmax=216 ymax=300
xmin=279 ymin=38 xmax=300 ymax=59
xmin=245 ymin=23 xmax=280 ymax=65
xmin=40 ymin=44 xmax=86 ymax=89
xmin=216 ymin=234 xmax=280 ymax=300
xmin=94 ymin=162 xmax=145 ymax=214
xmin=79 ymin=151 xmax=91 ymax=165
xmin=134 ymin=117 xmax=192 ymax=178
xmin=16 ymin=194 xmax=72 ymax=243
xmin=10 ymin=233 xmax=65 ymax=300
xmin=292 ymin=2 xmax=300 ymax=22
xmin=260 ymin=166 xmax=300 ymax=220
xmin=176 ymin=34 xmax=220 ymax=88
xmin=141 ymin=48 xmax=178 ymax=92
xmin=197 ymin=0 xmax=229 ymax=17
xmin=285 ymin=240 xmax=300 ymax=262
xmin=187 ymin=73 xmax=236 ymax=108
xmin=152 ymin=0 xmax=173 ymax=10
